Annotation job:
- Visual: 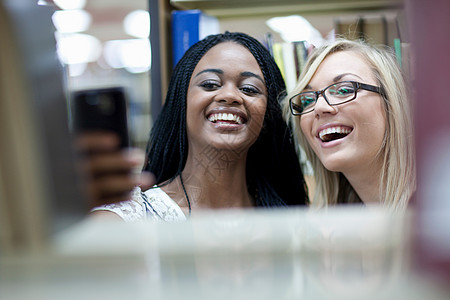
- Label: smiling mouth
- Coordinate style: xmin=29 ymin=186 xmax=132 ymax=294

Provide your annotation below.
xmin=207 ymin=113 xmax=244 ymax=125
xmin=318 ymin=126 xmax=352 ymax=142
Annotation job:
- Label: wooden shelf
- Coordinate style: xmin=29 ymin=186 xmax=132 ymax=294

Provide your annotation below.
xmin=170 ymin=0 xmax=403 ymax=17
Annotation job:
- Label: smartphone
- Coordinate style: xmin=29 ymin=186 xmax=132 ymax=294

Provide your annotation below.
xmin=71 ymin=87 xmax=130 ymax=148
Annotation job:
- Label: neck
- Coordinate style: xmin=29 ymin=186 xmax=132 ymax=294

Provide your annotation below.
xmin=343 ymin=159 xmax=383 ymax=205
xmin=163 ymin=146 xmax=253 ymax=211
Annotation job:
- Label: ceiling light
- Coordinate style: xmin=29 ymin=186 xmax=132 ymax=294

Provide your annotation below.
xmin=56 ymin=33 xmax=101 ymax=65
xmin=123 ymin=10 xmax=150 ymax=39
xmin=53 ymin=0 xmax=86 ymax=10
xmin=52 ymin=10 xmax=91 ymax=33
xmin=103 ymin=39 xmax=151 ymax=73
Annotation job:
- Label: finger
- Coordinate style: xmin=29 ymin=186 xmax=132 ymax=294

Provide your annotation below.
xmin=90 ymin=173 xmax=140 ymax=195
xmin=86 ymin=173 xmax=139 ymax=207
xmin=138 ymin=171 xmax=156 ymax=191
xmin=75 ymin=131 xmax=121 ymax=154
xmin=81 ymin=149 xmax=145 ymax=176
xmin=88 ymin=172 xmax=155 ymax=208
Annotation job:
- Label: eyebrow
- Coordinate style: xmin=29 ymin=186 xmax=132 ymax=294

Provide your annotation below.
xmin=240 ymin=71 xmax=264 ymax=83
xmin=305 ymin=73 xmax=364 ymax=89
xmin=194 ymin=69 xmax=265 ymax=83
xmin=194 ymin=68 xmax=223 ymax=77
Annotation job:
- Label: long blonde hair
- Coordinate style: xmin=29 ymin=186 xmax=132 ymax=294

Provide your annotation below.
xmin=283 ymin=39 xmax=415 ymax=210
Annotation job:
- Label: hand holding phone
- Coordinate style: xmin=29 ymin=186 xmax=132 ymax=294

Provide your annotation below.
xmin=71 ymin=87 xmax=147 ymax=208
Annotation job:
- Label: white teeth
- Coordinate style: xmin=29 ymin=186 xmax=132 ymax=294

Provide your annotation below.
xmin=208 ymin=113 xmax=243 ymax=124
xmin=319 ymin=126 xmax=351 ymax=141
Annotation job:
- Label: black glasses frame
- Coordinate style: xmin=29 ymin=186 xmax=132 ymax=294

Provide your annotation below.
xmin=289 ymin=81 xmax=382 ymax=115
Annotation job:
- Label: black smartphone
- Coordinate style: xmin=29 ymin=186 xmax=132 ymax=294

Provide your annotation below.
xmin=71 ymin=87 xmax=130 ymax=148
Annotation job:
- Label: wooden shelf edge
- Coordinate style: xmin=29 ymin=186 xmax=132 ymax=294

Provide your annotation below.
xmin=170 ymin=0 xmax=403 ymax=18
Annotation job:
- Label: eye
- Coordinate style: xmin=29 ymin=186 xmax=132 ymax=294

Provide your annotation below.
xmin=337 ymin=86 xmax=355 ymax=95
xmin=329 ymin=83 xmax=355 ymax=97
xmin=239 ymin=84 xmax=261 ymax=96
xmin=199 ymin=80 xmax=220 ymax=91
xmin=300 ymin=93 xmax=316 ymax=107
xmin=240 ymin=85 xmax=260 ymax=95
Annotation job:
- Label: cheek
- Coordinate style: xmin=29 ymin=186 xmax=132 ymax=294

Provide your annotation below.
xmin=373 ymin=116 xmax=387 ymax=148
xmin=186 ymin=90 xmax=205 ymax=118
xmin=249 ymin=99 xmax=267 ymax=124
xmin=359 ymin=101 xmax=387 ymax=141
xmin=185 ymin=92 xmax=201 ymax=133
xmin=299 ymin=116 xmax=318 ymax=153
xmin=299 ymin=116 xmax=313 ymax=139
xmin=246 ymin=100 xmax=267 ymax=140
xmin=256 ymin=102 xmax=267 ymax=124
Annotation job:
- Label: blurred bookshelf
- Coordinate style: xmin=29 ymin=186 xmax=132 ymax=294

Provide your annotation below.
xmin=1 ymin=0 xmax=87 ymax=255
xmin=156 ymin=0 xmax=409 ymax=95
xmin=170 ymin=0 xmax=403 ymax=17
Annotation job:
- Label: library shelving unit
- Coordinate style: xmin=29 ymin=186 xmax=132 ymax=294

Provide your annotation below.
xmin=170 ymin=0 xmax=403 ymax=17
xmin=150 ymin=0 xmax=406 ymax=116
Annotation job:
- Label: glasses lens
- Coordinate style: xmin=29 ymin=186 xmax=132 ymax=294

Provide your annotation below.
xmin=292 ymin=92 xmax=316 ymax=114
xmin=325 ymin=82 xmax=356 ymax=104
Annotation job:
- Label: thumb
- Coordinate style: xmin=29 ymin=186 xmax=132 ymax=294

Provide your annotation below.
xmin=138 ymin=171 xmax=156 ymax=191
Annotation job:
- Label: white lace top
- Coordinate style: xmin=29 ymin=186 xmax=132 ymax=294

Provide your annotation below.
xmin=92 ymin=187 xmax=187 ymax=222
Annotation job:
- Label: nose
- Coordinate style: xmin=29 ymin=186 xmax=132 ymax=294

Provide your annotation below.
xmin=314 ymin=94 xmax=336 ymax=116
xmin=215 ymin=83 xmax=243 ymax=105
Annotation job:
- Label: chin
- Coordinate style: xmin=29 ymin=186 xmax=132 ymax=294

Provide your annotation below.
xmin=209 ymin=136 xmax=254 ymax=152
xmin=321 ymin=159 xmax=345 ymax=173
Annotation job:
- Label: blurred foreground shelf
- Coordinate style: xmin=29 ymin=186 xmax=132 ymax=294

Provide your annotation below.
xmin=1 ymin=207 xmax=449 ymax=300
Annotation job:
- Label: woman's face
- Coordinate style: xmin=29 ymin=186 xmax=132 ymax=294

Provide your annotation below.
xmin=299 ymin=51 xmax=386 ymax=175
xmin=186 ymin=42 xmax=267 ymax=155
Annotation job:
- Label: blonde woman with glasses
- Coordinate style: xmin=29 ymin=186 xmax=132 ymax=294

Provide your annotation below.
xmin=283 ymin=38 xmax=415 ymax=210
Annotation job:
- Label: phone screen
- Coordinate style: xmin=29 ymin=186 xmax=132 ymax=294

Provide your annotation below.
xmin=72 ymin=87 xmax=130 ymax=148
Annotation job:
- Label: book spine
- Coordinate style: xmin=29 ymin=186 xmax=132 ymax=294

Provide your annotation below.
xmin=171 ymin=10 xmax=201 ymax=67
xmin=272 ymin=43 xmax=285 ymax=82
xmin=264 ymin=32 xmax=274 ymax=57
xmin=394 ymin=38 xmax=402 ymax=67
xmin=293 ymin=41 xmax=307 ymax=78
xmin=281 ymin=43 xmax=297 ymax=92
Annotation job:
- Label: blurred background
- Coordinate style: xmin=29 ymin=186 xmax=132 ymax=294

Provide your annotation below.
xmin=49 ymin=0 xmax=152 ymax=148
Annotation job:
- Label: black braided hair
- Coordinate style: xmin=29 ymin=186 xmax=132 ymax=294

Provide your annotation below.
xmin=143 ymin=31 xmax=308 ymax=207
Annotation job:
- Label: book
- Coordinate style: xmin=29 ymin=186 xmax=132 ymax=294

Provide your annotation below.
xmin=293 ymin=41 xmax=308 ymax=78
xmin=394 ymin=38 xmax=402 ymax=67
xmin=281 ymin=42 xmax=297 ymax=92
xmin=171 ymin=9 xmax=219 ymax=67
xmin=271 ymin=43 xmax=285 ymax=81
xmin=361 ymin=15 xmax=388 ymax=45
xmin=270 ymin=41 xmax=309 ymax=93
xmin=264 ymin=32 xmax=274 ymax=57
xmin=335 ymin=16 xmax=364 ymax=41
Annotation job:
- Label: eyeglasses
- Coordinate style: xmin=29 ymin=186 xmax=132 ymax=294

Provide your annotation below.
xmin=289 ymin=81 xmax=383 ymax=115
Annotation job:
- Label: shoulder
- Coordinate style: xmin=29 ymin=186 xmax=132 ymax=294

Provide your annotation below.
xmin=141 ymin=186 xmax=187 ymax=222
xmin=92 ymin=187 xmax=187 ymax=222
xmin=91 ymin=189 xmax=146 ymax=222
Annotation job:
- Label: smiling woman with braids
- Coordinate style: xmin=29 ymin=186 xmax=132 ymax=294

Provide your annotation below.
xmin=283 ymin=38 xmax=415 ymax=211
xmin=79 ymin=32 xmax=308 ymax=221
